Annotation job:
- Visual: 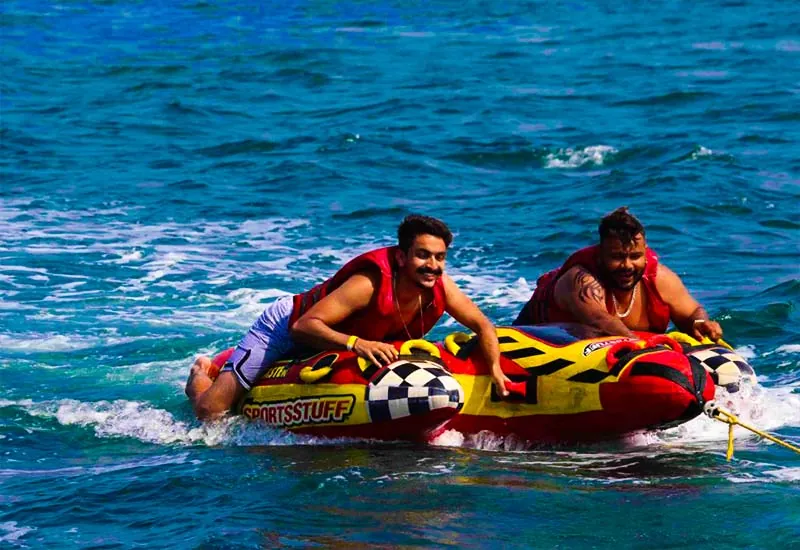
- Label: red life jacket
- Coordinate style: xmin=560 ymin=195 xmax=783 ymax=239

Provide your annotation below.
xmin=289 ymin=246 xmax=447 ymax=341
xmin=514 ymin=245 xmax=671 ymax=332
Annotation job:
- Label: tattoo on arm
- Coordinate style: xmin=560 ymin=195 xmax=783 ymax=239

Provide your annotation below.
xmin=573 ymin=269 xmax=605 ymax=304
xmin=562 ymin=268 xmax=633 ymax=337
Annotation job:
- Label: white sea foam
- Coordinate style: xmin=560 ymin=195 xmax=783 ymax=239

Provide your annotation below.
xmin=0 ymin=333 xmax=91 ymax=352
xmin=429 ymin=429 xmax=465 ymax=447
xmin=761 ymin=466 xmax=800 ymax=482
xmin=0 ymin=203 xmax=310 ymax=274
xmin=692 ymin=41 xmax=727 ymax=50
xmin=544 ymin=145 xmax=617 ymax=169
xmin=0 ymin=264 xmax=50 ymax=275
xmin=429 ymin=429 xmax=535 ymax=452
xmin=0 ymin=204 xmax=377 ymax=332
xmin=0 ymin=522 xmax=36 ymax=545
xmin=209 ymin=287 xmax=292 ymax=327
xmin=0 ymin=300 xmax=36 ymax=311
xmin=115 ymin=250 xmax=143 ymax=264
xmin=0 ymin=398 xmax=34 ymax=408
xmin=445 ymin=267 xmax=534 ymax=312
xmin=430 ymin=378 xmax=800 ymax=457
xmin=773 ymin=344 xmax=800 ymax=355
xmin=6 ymin=398 xmax=350 ymax=448
xmin=736 ymin=345 xmax=757 ymax=360
xmin=488 ymin=277 xmax=535 ymax=310
xmin=727 ymin=464 xmax=800 ymax=484
xmin=0 ymin=204 xmax=331 ymax=328
xmin=691 ymin=146 xmax=715 ymax=159
xmin=660 ymin=382 xmax=800 ymax=449
xmin=0 ymin=333 xmax=146 ymax=353
xmin=0 ymin=454 xmax=192 ymax=480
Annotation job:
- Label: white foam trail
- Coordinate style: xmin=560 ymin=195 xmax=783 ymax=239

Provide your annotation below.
xmin=545 ymin=145 xmax=617 ymax=169
xmin=487 ymin=277 xmax=535 ymax=310
xmin=0 ymin=333 xmax=146 ymax=353
xmin=222 ymin=288 xmax=292 ymax=321
xmin=692 ymin=146 xmax=714 ymax=158
xmin=429 ymin=429 xmax=465 ymax=447
xmin=430 ymin=379 xmax=800 ymax=455
xmin=51 ymin=400 xmax=200 ymax=444
xmin=0 ymin=454 xmax=192 ymax=480
xmin=115 ymin=250 xmax=143 ymax=264
xmin=0 ymin=522 xmax=36 ymax=545
xmin=661 ymin=382 xmax=800 ymax=447
xmin=735 ymin=345 xmax=756 ymax=360
xmin=430 ymin=429 xmax=534 ymax=451
xmin=761 ymin=466 xmax=800 ymax=482
xmin=728 ymin=466 xmax=800 ymax=484
xmin=0 ymin=334 xmax=86 ymax=352
xmin=771 ymin=344 xmax=800 ymax=355
xmin=158 ymin=287 xmax=294 ymax=332
xmin=3 ymin=398 xmax=357 ymax=448
xmin=0 ymin=264 xmax=51 ymax=274
xmin=446 ymin=269 xmax=534 ymax=311
xmin=0 ymin=300 xmax=36 ymax=311
xmin=0 ymin=203 xmax=313 ymax=277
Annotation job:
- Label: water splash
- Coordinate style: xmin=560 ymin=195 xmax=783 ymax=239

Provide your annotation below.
xmin=2 ymin=398 xmax=362 ymax=448
xmin=544 ymin=145 xmax=617 ymax=169
xmin=0 ymin=522 xmax=36 ymax=545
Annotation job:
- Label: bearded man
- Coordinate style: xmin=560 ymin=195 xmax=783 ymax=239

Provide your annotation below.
xmin=514 ymin=207 xmax=723 ymax=341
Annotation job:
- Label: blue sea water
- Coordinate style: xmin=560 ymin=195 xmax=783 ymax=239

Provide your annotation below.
xmin=2 ymin=0 xmax=799 ymax=547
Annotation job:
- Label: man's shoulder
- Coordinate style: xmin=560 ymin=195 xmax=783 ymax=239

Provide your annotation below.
xmin=340 ymin=267 xmax=382 ymax=292
xmin=562 ymin=264 xmax=598 ymax=280
xmin=653 ymin=262 xmax=684 ymax=295
xmin=556 ymin=264 xmax=602 ymax=292
xmin=354 ymin=264 xmax=383 ymax=280
xmin=654 ymin=262 xmax=678 ymax=281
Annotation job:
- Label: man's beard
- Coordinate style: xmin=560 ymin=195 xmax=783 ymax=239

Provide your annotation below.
xmin=601 ymin=266 xmax=644 ymax=291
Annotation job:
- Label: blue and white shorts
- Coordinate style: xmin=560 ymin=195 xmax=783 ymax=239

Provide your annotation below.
xmin=220 ymin=295 xmax=296 ymax=391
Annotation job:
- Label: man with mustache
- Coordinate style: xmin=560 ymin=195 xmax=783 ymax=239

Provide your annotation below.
xmin=187 ymin=214 xmax=508 ymax=420
xmin=513 ymin=207 xmax=723 ymax=341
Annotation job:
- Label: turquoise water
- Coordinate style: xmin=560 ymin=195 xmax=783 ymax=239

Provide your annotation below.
xmin=2 ymin=0 xmax=799 ymax=547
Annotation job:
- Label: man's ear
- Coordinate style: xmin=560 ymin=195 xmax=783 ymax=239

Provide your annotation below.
xmin=395 ymin=247 xmax=407 ymax=268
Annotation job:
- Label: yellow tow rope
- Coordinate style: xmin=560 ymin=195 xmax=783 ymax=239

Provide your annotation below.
xmin=703 ymin=402 xmax=800 ymax=460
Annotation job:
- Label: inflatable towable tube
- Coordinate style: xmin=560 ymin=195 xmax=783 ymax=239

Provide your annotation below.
xmin=204 ymin=324 xmax=755 ymax=443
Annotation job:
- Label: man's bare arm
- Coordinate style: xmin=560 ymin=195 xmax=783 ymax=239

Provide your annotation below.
xmin=290 ymin=271 xmax=400 ymax=365
xmin=441 ymin=274 xmax=509 ymax=397
xmin=655 ymin=264 xmax=723 ymax=341
xmin=554 ymin=266 xmax=635 ymax=337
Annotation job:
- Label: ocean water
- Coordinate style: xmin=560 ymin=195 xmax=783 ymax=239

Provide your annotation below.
xmin=2 ymin=0 xmax=799 ymax=547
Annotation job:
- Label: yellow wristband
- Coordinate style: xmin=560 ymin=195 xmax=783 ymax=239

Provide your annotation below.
xmin=346 ymin=335 xmax=359 ymax=351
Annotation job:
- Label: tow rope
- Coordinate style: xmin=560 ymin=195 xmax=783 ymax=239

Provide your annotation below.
xmin=703 ymin=401 xmax=800 ymax=460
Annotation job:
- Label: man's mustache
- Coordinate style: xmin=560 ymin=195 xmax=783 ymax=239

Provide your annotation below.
xmin=417 ymin=267 xmax=443 ymax=277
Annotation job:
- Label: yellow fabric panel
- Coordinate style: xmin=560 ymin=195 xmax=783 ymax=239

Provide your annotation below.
xmin=454 ymin=374 xmax=603 ymax=417
xmin=244 ymin=384 xmax=370 ymax=427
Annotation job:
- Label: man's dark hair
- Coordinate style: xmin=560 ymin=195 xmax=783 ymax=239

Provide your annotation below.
xmin=598 ymin=207 xmax=645 ymax=246
xmin=397 ymin=214 xmax=453 ymax=251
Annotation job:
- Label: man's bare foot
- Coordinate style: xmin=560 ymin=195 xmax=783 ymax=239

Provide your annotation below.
xmin=191 ymin=355 xmax=215 ymax=376
xmin=185 ymin=356 xmax=216 ymax=399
